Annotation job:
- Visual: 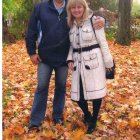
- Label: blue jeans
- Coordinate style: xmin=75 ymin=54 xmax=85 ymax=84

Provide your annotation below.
xmin=30 ymin=62 xmax=68 ymax=125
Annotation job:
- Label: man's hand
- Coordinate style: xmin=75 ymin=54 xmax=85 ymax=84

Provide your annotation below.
xmin=30 ymin=54 xmax=42 ymax=65
xmin=93 ymin=17 xmax=105 ymax=30
xmin=68 ymin=62 xmax=74 ymax=71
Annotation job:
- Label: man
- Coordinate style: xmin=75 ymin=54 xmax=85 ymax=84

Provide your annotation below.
xmin=26 ymin=0 xmax=104 ymax=130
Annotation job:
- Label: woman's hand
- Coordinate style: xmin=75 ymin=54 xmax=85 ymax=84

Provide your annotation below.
xmin=68 ymin=62 xmax=74 ymax=71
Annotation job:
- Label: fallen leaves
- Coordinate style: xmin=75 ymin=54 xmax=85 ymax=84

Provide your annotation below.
xmin=100 ymin=112 xmax=113 ymax=124
xmin=130 ymin=118 xmax=140 ymax=128
xmin=2 ymin=40 xmax=140 ymax=139
xmin=71 ymin=129 xmax=85 ymax=140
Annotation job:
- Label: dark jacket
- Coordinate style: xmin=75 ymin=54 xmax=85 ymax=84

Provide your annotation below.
xmin=26 ymin=0 xmax=70 ymax=67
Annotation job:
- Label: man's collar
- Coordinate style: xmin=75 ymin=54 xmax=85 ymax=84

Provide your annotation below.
xmin=53 ymin=0 xmax=65 ymax=9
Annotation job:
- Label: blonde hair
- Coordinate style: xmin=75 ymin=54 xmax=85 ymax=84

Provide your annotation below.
xmin=66 ymin=0 xmax=90 ymax=28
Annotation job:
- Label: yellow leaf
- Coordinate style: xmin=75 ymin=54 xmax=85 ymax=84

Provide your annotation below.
xmin=130 ymin=118 xmax=139 ymax=128
xmin=106 ymin=103 xmax=113 ymax=109
xmin=71 ymin=129 xmax=84 ymax=140
xmin=100 ymin=112 xmax=112 ymax=123
xmin=44 ymin=130 xmax=54 ymax=138
xmin=12 ymin=126 xmax=25 ymax=135
xmin=116 ymin=119 xmax=128 ymax=130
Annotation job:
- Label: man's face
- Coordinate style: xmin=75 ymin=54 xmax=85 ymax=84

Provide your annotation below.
xmin=54 ymin=0 xmax=64 ymax=4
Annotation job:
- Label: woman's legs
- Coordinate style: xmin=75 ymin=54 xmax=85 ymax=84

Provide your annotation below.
xmin=92 ymin=98 xmax=102 ymax=121
xmin=77 ymin=76 xmax=91 ymax=123
xmin=76 ymin=76 xmax=102 ymax=133
xmin=77 ymin=101 xmax=91 ymax=123
xmin=86 ymin=98 xmax=102 ymax=134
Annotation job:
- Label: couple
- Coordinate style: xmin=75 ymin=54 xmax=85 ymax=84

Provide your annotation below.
xmin=26 ymin=0 xmax=113 ymax=134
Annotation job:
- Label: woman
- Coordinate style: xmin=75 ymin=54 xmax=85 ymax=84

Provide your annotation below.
xmin=66 ymin=0 xmax=114 ymax=134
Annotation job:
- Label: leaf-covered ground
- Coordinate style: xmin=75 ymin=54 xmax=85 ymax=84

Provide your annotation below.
xmin=2 ymin=40 xmax=140 ymax=140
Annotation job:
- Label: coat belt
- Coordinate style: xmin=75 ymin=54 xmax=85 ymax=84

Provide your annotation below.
xmin=73 ymin=44 xmax=100 ymax=53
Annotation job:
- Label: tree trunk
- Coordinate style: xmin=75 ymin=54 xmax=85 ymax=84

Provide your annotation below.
xmin=116 ymin=0 xmax=132 ymax=45
xmin=3 ymin=16 xmax=9 ymax=43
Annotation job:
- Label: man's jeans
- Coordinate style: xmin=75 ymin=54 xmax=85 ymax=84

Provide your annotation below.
xmin=30 ymin=62 xmax=68 ymax=125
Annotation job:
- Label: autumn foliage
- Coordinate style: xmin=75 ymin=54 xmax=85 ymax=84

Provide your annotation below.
xmin=2 ymin=40 xmax=140 ymax=139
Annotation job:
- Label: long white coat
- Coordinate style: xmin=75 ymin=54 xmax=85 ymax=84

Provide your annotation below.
xmin=67 ymin=14 xmax=113 ymax=101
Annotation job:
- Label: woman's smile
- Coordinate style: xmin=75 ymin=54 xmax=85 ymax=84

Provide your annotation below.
xmin=71 ymin=4 xmax=85 ymax=21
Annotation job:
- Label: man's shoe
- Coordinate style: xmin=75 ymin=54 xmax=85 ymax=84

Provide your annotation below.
xmin=53 ymin=119 xmax=64 ymax=125
xmin=28 ymin=123 xmax=39 ymax=130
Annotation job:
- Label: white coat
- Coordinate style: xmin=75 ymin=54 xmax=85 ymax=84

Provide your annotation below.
xmin=67 ymin=14 xmax=114 ymax=101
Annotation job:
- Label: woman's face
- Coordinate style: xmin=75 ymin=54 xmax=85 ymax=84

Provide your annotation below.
xmin=70 ymin=4 xmax=85 ymax=20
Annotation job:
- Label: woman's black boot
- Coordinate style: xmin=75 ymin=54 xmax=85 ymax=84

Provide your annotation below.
xmin=86 ymin=118 xmax=97 ymax=134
